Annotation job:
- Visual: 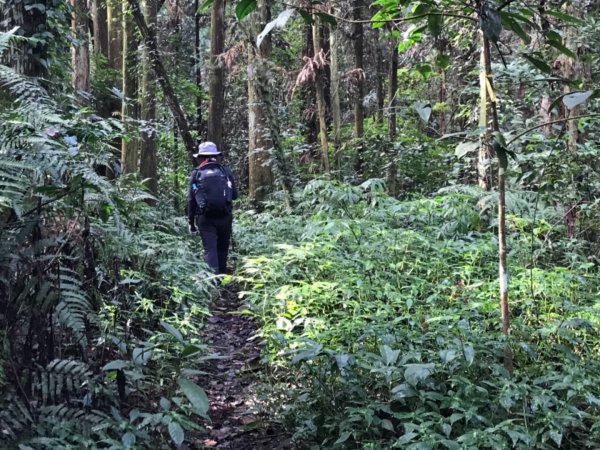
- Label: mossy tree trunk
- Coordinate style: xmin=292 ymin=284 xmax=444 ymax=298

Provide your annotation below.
xmin=0 ymin=0 xmax=49 ymax=76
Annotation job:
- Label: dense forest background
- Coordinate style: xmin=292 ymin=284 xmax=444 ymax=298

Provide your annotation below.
xmin=0 ymin=0 xmax=599 ymax=448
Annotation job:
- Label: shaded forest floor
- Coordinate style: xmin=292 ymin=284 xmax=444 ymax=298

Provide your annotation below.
xmin=192 ymin=284 xmax=290 ymax=450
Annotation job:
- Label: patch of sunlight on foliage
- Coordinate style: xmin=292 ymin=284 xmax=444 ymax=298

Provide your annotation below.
xmin=235 ymin=179 xmax=600 ymax=449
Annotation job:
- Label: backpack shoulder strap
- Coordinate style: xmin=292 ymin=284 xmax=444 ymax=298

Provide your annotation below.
xmin=202 ymin=161 xmax=222 ymax=169
xmin=190 ymin=168 xmax=201 ymax=186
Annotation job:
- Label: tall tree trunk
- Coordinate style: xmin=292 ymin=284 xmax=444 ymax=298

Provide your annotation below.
xmin=96 ymin=0 xmax=120 ymax=178
xmin=107 ymin=0 xmax=122 ymax=71
xmin=194 ymin=0 xmax=203 ymax=134
xmin=438 ymin=69 xmax=447 ymax=135
xmin=386 ymin=39 xmax=398 ymax=196
xmin=558 ymin=3 xmax=587 ymax=239
xmin=121 ymin=1 xmax=138 ymax=174
xmin=312 ymin=16 xmax=329 ymax=173
xmin=127 ymin=0 xmax=195 ymax=159
xmin=478 ymin=32 xmax=492 ymax=191
xmin=302 ymin=24 xmax=317 ymax=149
xmin=207 ymin=0 xmax=226 ymax=152
xmin=353 ymin=1 xmax=364 ymax=137
xmin=173 ymin=126 xmax=181 ymax=210
xmin=140 ymin=0 xmax=158 ymax=195
xmin=481 ymin=32 xmax=512 ymax=372
xmin=352 ymin=0 xmax=365 ymax=172
xmin=71 ymin=0 xmax=90 ymax=96
xmin=247 ymin=0 xmax=274 ymax=206
xmin=329 ymin=24 xmax=341 ymax=172
xmin=91 ymin=0 xmax=109 ymax=56
xmin=91 ymin=0 xmax=111 ymax=117
xmin=375 ymin=44 xmax=385 ymax=123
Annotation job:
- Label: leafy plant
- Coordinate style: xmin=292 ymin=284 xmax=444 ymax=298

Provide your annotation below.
xmin=237 ymin=179 xmax=600 ymax=448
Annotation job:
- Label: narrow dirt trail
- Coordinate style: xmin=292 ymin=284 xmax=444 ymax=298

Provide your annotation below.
xmin=192 ymin=284 xmax=290 ymax=450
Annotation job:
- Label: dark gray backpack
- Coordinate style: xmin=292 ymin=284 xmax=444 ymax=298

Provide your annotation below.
xmin=192 ymin=163 xmax=233 ymax=216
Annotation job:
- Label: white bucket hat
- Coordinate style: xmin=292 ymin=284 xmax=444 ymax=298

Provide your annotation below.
xmin=193 ymin=141 xmax=220 ymax=157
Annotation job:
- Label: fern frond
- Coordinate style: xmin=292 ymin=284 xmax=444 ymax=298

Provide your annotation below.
xmin=0 ymin=66 xmax=53 ymax=115
xmin=29 ymin=359 xmax=92 ymax=406
xmin=0 ymin=157 xmax=34 ymax=216
xmin=0 ymin=390 xmax=33 ymax=440
xmin=51 ymin=269 xmax=94 ymax=343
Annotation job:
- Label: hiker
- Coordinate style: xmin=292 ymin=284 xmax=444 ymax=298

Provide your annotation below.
xmin=187 ymin=142 xmax=238 ymax=274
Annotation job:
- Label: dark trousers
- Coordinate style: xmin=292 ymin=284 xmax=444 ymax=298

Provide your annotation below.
xmin=195 ymin=214 xmax=233 ymax=274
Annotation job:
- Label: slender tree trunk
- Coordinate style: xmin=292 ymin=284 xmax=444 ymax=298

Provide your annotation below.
xmin=121 ymin=1 xmax=138 ymax=174
xmin=329 ymin=25 xmax=341 ymax=172
xmin=482 ymin=32 xmax=512 ymax=372
xmin=353 ymin=0 xmax=365 ymax=173
xmin=312 ymin=16 xmax=329 ymax=173
xmin=91 ymin=0 xmax=112 ymax=118
xmin=140 ymin=0 xmax=158 ymax=195
xmin=194 ymin=0 xmax=203 ymax=134
xmin=207 ymin=0 xmax=226 ymax=153
xmin=375 ymin=45 xmax=385 ymax=123
xmin=439 ymin=69 xmax=447 ymax=135
xmin=71 ymin=0 xmax=90 ymax=95
xmin=127 ymin=0 xmax=195 ymax=159
xmin=247 ymin=0 xmax=274 ymax=206
xmin=478 ymin=32 xmax=492 ymax=191
xmin=173 ymin=126 xmax=181 ymax=209
xmin=386 ymin=39 xmax=398 ymax=196
xmin=353 ymin=1 xmax=364 ymax=138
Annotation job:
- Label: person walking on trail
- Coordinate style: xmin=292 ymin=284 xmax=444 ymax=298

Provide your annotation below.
xmin=187 ymin=141 xmax=238 ymax=275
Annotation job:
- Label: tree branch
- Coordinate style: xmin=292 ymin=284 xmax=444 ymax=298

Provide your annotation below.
xmin=281 ymin=4 xmax=477 ymax=25
xmin=507 ymin=113 xmax=600 ymax=146
xmin=127 ymin=0 xmax=196 ymax=162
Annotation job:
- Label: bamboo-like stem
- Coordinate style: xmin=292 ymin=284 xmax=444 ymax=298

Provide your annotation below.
xmin=482 ymin=33 xmax=513 ymax=373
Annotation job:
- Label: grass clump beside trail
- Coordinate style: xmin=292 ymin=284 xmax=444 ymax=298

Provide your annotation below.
xmin=235 ymin=179 xmax=600 ymax=450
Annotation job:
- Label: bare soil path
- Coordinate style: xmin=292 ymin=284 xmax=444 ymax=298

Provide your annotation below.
xmin=192 ymin=284 xmax=290 ymax=450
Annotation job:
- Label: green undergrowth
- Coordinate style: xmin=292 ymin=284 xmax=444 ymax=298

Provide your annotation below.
xmin=235 ymin=179 xmax=600 ymax=449
xmin=0 ymin=54 xmax=216 ymax=447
